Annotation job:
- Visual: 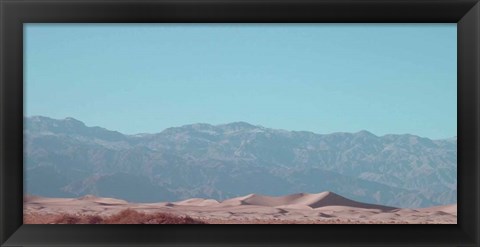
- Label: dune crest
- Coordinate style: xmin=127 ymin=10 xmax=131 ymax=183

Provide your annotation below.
xmin=78 ymin=195 xmax=128 ymax=205
xmin=218 ymin=191 xmax=397 ymax=211
xmin=173 ymin=198 xmax=220 ymax=207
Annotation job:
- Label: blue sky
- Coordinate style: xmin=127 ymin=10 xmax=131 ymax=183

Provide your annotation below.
xmin=24 ymin=24 xmax=457 ymax=139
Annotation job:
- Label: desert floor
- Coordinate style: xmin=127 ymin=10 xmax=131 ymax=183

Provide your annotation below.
xmin=24 ymin=192 xmax=457 ymax=224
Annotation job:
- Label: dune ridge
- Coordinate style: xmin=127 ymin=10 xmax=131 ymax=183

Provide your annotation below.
xmin=217 ymin=192 xmax=397 ymax=211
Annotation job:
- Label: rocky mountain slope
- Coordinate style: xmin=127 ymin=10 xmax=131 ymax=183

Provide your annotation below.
xmin=24 ymin=116 xmax=457 ymax=208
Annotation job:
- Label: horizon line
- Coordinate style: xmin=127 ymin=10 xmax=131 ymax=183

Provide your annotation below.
xmin=24 ymin=115 xmax=457 ymax=141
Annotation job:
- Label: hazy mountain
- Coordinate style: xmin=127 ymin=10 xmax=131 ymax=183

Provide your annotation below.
xmin=24 ymin=116 xmax=457 ymax=208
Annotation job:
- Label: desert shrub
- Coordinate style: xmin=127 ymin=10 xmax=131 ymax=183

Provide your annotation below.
xmin=103 ymin=209 xmax=145 ymax=224
xmin=53 ymin=214 xmax=81 ymax=224
xmin=86 ymin=215 xmax=103 ymax=224
xmin=103 ymin=208 xmax=206 ymax=224
xmin=25 ymin=209 xmax=206 ymax=224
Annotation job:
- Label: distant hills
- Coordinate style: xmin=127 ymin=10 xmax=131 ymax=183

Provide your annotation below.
xmin=24 ymin=116 xmax=457 ymax=208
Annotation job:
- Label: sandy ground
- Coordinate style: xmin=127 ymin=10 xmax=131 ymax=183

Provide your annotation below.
xmin=24 ymin=192 xmax=457 ymax=224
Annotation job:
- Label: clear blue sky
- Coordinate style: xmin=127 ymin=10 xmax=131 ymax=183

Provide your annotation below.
xmin=24 ymin=24 xmax=457 ymax=139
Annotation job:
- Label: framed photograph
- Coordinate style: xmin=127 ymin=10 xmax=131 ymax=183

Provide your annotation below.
xmin=1 ymin=0 xmax=479 ymax=246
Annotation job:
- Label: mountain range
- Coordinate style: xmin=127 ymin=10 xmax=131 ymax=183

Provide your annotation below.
xmin=24 ymin=116 xmax=457 ymax=208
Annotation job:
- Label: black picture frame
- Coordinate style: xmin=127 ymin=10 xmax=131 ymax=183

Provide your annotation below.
xmin=1 ymin=0 xmax=479 ymax=246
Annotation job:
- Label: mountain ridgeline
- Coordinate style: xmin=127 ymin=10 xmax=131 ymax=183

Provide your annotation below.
xmin=24 ymin=116 xmax=457 ymax=208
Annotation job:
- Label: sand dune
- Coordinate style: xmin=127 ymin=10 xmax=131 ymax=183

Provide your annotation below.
xmin=78 ymin=195 xmax=128 ymax=205
xmin=173 ymin=198 xmax=220 ymax=207
xmin=221 ymin=192 xmax=397 ymax=211
xmin=23 ymin=192 xmax=457 ymax=224
xmin=25 ymin=194 xmax=127 ymax=205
